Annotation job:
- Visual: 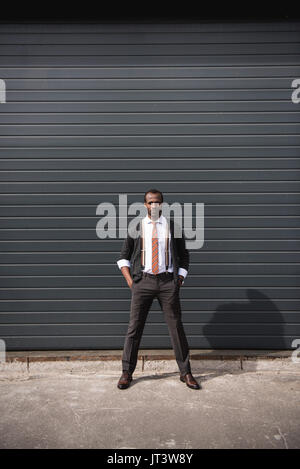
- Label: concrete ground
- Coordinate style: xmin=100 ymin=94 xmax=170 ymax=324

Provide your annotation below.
xmin=0 ymin=357 xmax=300 ymax=449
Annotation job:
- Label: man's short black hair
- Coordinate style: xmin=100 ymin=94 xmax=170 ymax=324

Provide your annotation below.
xmin=144 ymin=189 xmax=163 ymax=203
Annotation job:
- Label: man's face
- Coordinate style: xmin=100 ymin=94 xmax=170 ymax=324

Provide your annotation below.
xmin=144 ymin=193 xmax=163 ymax=220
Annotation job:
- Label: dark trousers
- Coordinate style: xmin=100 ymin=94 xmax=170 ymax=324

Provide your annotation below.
xmin=122 ymin=272 xmax=192 ymax=375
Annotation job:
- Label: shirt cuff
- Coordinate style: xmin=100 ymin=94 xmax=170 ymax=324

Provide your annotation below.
xmin=117 ymin=259 xmax=131 ymax=270
xmin=178 ymin=268 xmax=188 ymax=278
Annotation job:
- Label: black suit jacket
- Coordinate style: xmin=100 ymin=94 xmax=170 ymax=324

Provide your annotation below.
xmin=117 ymin=218 xmax=189 ymax=283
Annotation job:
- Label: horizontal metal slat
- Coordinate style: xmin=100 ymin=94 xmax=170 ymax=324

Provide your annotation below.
xmin=1 ymin=252 xmax=300 ymax=264
xmin=1 ymin=55 xmax=300 ymax=66
xmin=1 ymin=264 xmax=299 ymax=276
xmin=1 ymin=323 xmax=299 ymax=336
xmin=0 ymin=181 xmax=299 ymax=192
xmin=1 ymin=136 xmax=300 ymax=148
xmin=1 ymin=275 xmax=299 ymax=288
xmin=1 ymin=169 xmax=300 ymax=182
xmin=0 ymin=299 xmax=300 ymax=312
xmin=0 ymin=102 xmax=297 ymax=113
xmin=1 ymin=113 xmax=300 ymax=126
xmin=0 ymin=239 xmax=299 ymax=251
xmin=1 ymin=311 xmax=300 ymax=324
xmin=1 ymin=66 xmax=300 ymax=79
xmin=3 ymin=89 xmax=294 ymax=101
xmin=3 ymin=78 xmax=298 ymax=92
xmin=1 ymin=335 xmax=295 ymax=350
xmin=1 ymin=147 xmax=299 ymax=158
xmin=0 ymin=217 xmax=300 ymax=229
xmin=1 ymin=287 xmax=300 ymax=300
xmin=1 ymin=43 xmax=299 ymax=55
xmin=1 ymin=228 xmax=299 ymax=242
xmin=1 ymin=21 xmax=300 ymax=33
xmin=1 ymin=123 xmax=299 ymax=137
xmin=1 ymin=31 xmax=300 ymax=45
xmin=2 ymin=159 xmax=300 ymax=171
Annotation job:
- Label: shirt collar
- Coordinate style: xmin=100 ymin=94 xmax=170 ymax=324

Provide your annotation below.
xmin=145 ymin=214 xmax=163 ymax=224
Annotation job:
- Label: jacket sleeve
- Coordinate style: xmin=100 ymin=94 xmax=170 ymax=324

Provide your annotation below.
xmin=175 ymin=227 xmax=190 ymax=274
xmin=116 ymin=232 xmax=135 ymax=270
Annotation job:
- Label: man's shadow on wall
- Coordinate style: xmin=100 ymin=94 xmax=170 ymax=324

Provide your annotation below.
xmin=199 ymin=289 xmax=287 ymax=381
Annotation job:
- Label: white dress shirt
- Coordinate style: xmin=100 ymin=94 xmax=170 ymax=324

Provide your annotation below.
xmin=117 ymin=214 xmax=188 ymax=278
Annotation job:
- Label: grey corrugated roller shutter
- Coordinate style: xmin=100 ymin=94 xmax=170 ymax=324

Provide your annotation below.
xmin=0 ymin=21 xmax=299 ymax=350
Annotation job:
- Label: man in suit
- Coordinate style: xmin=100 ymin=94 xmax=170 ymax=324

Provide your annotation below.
xmin=116 ymin=189 xmax=200 ymax=390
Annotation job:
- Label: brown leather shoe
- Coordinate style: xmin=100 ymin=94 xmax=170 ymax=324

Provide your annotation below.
xmin=117 ymin=371 xmax=133 ymax=389
xmin=180 ymin=372 xmax=201 ymax=389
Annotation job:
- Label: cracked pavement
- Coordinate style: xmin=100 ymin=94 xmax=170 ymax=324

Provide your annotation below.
xmin=0 ymin=365 xmax=300 ymax=449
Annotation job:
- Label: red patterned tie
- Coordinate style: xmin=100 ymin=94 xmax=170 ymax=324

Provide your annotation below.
xmin=151 ymin=221 xmax=159 ymax=274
